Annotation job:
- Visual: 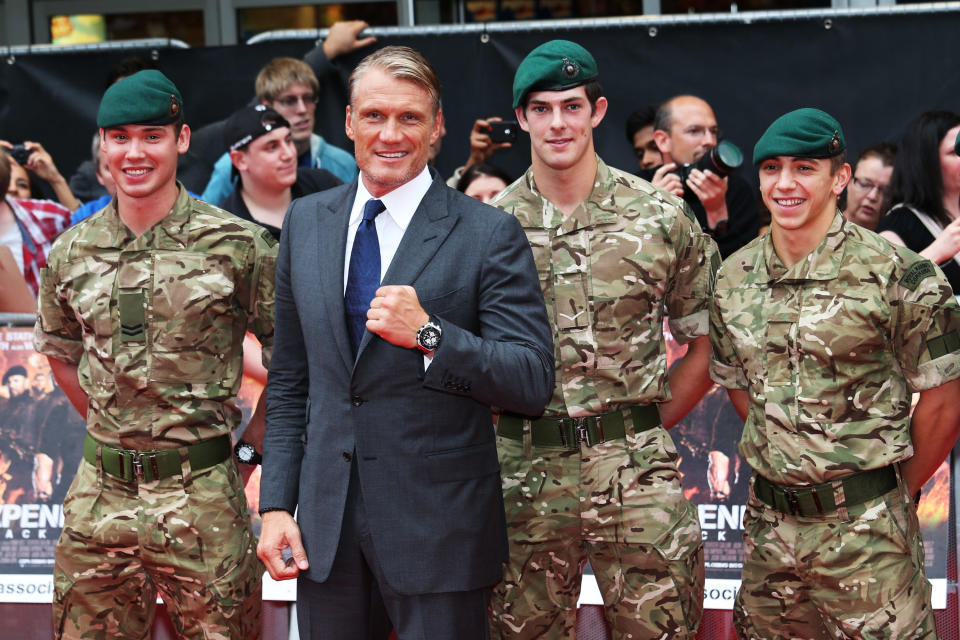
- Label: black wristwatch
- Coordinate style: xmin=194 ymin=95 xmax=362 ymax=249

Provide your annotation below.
xmin=416 ymin=317 xmax=442 ymax=353
xmin=234 ymin=439 xmax=262 ymax=466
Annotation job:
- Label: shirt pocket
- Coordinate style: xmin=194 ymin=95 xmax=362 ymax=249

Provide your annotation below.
xmin=593 ymin=235 xmax=665 ymax=370
xmin=796 ymin=289 xmax=893 ymax=425
xmin=149 ymin=252 xmax=237 ymax=383
xmin=58 ymin=255 xmax=118 ymax=343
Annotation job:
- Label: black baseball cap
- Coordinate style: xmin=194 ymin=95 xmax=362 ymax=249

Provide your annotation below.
xmin=224 ymin=104 xmax=290 ymax=152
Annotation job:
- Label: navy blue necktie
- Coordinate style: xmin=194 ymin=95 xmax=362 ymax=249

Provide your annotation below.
xmin=345 ymin=198 xmax=385 ymax=357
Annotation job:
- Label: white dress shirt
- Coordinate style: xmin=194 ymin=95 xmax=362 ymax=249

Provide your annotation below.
xmin=344 ymin=166 xmax=435 ymax=364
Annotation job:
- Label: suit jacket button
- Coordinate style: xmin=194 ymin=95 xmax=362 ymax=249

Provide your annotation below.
xmin=342 ymin=451 xmax=352 ymax=462
xmin=351 ymin=395 xmax=363 ymax=407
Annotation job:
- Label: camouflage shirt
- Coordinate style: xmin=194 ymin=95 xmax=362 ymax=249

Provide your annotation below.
xmin=710 ymin=213 xmax=960 ymax=485
xmin=33 ymin=185 xmax=277 ymax=450
xmin=492 ymin=157 xmax=718 ymax=418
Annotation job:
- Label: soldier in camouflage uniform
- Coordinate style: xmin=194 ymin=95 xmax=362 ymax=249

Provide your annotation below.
xmin=489 ymin=40 xmax=717 ymax=639
xmin=710 ymin=108 xmax=960 ymax=639
xmin=33 ymin=70 xmax=277 ymax=639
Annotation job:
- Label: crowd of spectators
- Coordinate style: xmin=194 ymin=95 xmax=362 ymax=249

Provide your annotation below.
xmin=0 ymin=21 xmax=958 ymax=309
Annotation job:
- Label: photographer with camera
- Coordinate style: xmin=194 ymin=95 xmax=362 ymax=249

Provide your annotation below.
xmin=0 ymin=147 xmax=70 ymax=298
xmin=642 ymin=95 xmax=760 ymax=258
xmin=446 ymin=116 xmax=515 ymax=186
xmin=3 ymin=140 xmax=80 ymax=212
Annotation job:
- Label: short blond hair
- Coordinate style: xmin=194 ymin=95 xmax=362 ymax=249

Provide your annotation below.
xmin=255 ymin=57 xmax=319 ymax=103
xmin=348 ymin=46 xmax=440 ymax=116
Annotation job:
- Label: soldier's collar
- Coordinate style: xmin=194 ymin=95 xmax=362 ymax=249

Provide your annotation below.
xmin=764 ymin=211 xmax=846 ymax=283
xmin=152 ymin=183 xmax=192 ymax=248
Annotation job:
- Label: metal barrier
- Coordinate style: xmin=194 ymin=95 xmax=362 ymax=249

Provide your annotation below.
xmin=246 ymin=1 xmax=960 ymax=44
xmin=0 ymin=37 xmax=189 ymax=58
xmin=0 ymin=313 xmax=36 ymax=327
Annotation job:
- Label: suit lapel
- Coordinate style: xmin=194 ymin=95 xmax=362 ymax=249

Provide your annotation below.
xmin=316 ymin=183 xmax=358 ymax=372
xmin=356 ymin=175 xmax=458 ymax=357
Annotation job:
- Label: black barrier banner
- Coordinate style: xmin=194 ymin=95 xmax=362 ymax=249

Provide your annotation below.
xmin=2 ymin=11 xmax=960 ymax=202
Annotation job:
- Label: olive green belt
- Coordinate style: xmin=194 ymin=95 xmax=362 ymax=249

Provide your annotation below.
xmin=753 ymin=466 xmax=898 ymax=517
xmin=497 ymin=405 xmax=660 ymax=449
xmin=83 ymin=433 xmax=231 ymax=483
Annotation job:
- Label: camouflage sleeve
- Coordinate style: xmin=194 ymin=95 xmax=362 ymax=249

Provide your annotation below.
xmin=33 ymin=251 xmax=84 ymax=365
xmin=246 ymin=229 xmax=278 ymax=367
xmin=893 ymin=259 xmax=960 ymax=392
xmin=708 ymin=273 xmax=748 ymax=390
xmin=665 ymin=202 xmax=720 ymax=344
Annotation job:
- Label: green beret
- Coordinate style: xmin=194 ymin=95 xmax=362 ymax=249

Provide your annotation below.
xmin=512 ymin=40 xmax=598 ymax=109
xmin=97 ymin=70 xmax=183 ymax=129
xmin=753 ymin=108 xmax=846 ymax=165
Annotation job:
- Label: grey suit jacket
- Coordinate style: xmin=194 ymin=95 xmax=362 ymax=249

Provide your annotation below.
xmin=260 ymin=172 xmax=554 ymax=595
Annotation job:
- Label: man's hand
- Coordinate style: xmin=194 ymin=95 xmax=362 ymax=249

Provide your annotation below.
xmin=322 ymin=21 xmax=377 ymax=60
xmin=33 ymin=453 xmax=54 ymax=501
xmin=257 ymin=511 xmax=309 ymax=580
xmin=707 ymin=450 xmax=731 ymax=500
xmin=366 ymin=285 xmax=429 ymax=350
xmin=466 ymin=117 xmax=512 ymax=169
xmin=686 ymin=169 xmax=729 ymax=229
xmin=651 ymin=163 xmax=684 ymax=198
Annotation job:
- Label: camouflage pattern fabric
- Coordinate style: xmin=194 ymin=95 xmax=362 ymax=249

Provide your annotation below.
xmin=54 ymin=456 xmax=260 ymax=639
xmin=710 ymin=213 xmax=960 ymax=485
xmin=33 ymin=184 xmax=276 ymax=638
xmin=490 ymin=427 xmax=704 ymax=639
xmin=492 ymin=157 xmax=718 ymax=418
xmin=709 ymin=213 xmax=960 ymax=639
xmin=735 ymin=476 xmax=935 ymax=640
xmin=34 ymin=184 xmax=277 ymax=450
xmin=490 ymin=158 xmax=715 ymax=637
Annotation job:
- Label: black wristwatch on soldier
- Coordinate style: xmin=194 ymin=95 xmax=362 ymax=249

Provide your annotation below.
xmin=234 ymin=439 xmax=262 ymax=466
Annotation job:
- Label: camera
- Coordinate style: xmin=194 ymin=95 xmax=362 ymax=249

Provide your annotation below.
xmin=8 ymin=144 xmax=32 ymax=166
xmin=672 ymin=140 xmax=744 ymax=188
xmin=488 ymin=121 xmax=518 ymax=144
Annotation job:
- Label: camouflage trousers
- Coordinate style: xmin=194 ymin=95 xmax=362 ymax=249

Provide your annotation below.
xmin=735 ymin=473 xmax=935 ymax=640
xmin=53 ymin=451 xmax=261 ymax=639
xmin=490 ymin=421 xmax=704 ymax=639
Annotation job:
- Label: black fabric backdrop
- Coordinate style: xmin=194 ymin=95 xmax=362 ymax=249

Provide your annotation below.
xmin=0 ymin=12 xmax=957 ymax=194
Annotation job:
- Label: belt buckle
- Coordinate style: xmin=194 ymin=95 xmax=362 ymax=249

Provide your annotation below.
xmin=574 ymin=418 xmax=592 ymax=447
xmin=782 ymin=487 xmax=801 ymax=515
xmin=132 ymin=453 xmax=145 ymax=482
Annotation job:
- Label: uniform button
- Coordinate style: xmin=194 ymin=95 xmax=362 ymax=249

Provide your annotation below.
xmin=351 ymin=395 xmax=363 ymax=407
xmin=342 ymin=451 xmax=352 ymax=462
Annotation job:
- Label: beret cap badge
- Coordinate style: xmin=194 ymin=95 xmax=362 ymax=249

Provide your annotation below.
xmin=561 ymin=57 xmax=580 ymax=79
xmin=828 ymin=131 xmax=841 ymax=154
xmin=169 ymin=95 xmax=180 ymax=118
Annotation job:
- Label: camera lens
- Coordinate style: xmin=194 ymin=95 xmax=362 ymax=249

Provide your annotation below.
xmin=694 ymin=141 xmax=743 ymax=177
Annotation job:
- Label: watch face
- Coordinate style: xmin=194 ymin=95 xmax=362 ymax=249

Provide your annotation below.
xmin=237 ymin=443 xmax=256 ymax=463
xmin=419 ymin=325 xmax=441 ymax=350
